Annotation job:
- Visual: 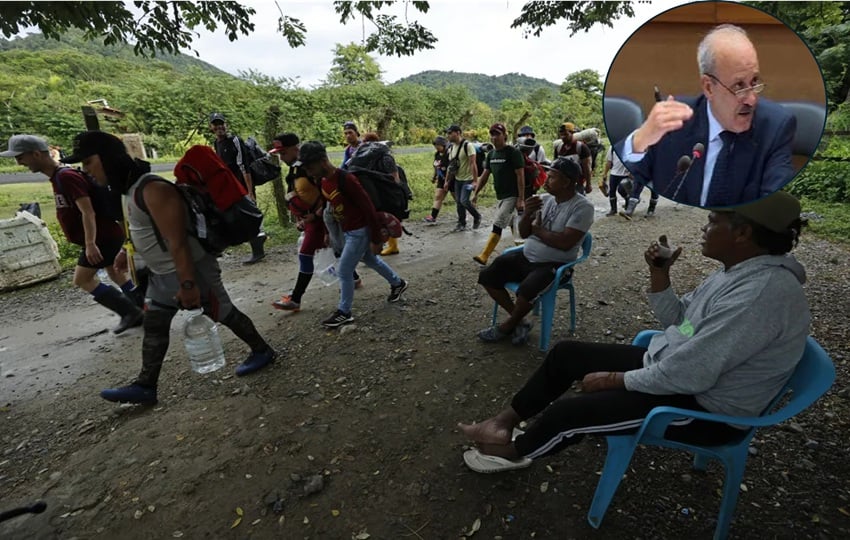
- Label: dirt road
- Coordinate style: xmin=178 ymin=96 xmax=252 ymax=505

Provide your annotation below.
xmin=1 ymin=190 xmax=848 ymax=539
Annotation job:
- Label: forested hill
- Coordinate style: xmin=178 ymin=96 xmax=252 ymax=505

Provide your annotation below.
xmin=0 ymin=29 xmax=227 ymax=76
xmin=394 ymin=70 xmax=559 ymax=108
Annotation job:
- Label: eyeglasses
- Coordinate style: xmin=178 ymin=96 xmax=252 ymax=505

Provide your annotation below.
xmin=705 ymin=73 xmax=765 ymax=98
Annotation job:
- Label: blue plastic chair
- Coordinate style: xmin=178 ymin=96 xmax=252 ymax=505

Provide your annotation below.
xmin=490 ymin=232 xmax=592 ymax=351
xmin=587 ymin=330 xmax=836 ymax=539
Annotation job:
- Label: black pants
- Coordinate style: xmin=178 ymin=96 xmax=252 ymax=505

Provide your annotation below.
xmin=511 ymin=341 xmax=747 ymax=459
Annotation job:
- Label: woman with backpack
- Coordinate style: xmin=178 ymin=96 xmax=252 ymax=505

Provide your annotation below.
xmin=423 ymin=135 xmax=453 ymax=225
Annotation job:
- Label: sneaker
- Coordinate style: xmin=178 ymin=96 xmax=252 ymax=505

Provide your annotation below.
xmin=272 ymin=295 xmax=301 ymax=312
xmin=646 ymin=207 xmax=656 ymax=217
xmin=477 ymin=326 xmax=509 ymax=343
xmin=511 ymin=320 xmax=533 ymax=346
xmin=387 ymin=279 xmax=408 ymax=303
xmin=423 ymin=216 xmax=437 ymax=225
xmin=235 ymin=348 xmax=277 ymax=376
xmin=452 ymin=223 xmax=467 ymax=232
xmin=473 ymin=217 xmax=482 ymax=230
xmin=100 ymin=383 xmax=157 ymax=405
xmin=322 ymin=310 xmax=354 ymax=328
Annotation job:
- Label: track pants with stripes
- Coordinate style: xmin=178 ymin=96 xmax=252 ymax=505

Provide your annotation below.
xmin=511 ymin=340 xmax=746 ymax=459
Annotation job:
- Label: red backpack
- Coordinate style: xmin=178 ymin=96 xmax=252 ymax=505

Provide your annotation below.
xmin=523 ymin=155 xmax=548 ymax=192
xmin=134 ymin=145 xmax=262 ymax=254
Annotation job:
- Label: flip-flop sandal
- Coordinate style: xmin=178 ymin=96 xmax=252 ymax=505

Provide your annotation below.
xmin=463 ymin=448 xmax=532 ymax=474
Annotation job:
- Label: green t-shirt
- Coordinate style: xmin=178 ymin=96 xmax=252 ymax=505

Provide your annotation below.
xmin=484 ymin=145 xmax=525 ymax=199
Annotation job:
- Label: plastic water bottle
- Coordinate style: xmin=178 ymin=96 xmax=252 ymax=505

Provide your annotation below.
xmin=296 ymin=231 xmax=305 ymax=252
xmin=183 ymin=309 xmax=226 ymax=374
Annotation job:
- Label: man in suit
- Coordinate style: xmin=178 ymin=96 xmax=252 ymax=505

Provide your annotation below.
xmin=616 ymin=24 xmax=795 ymax=207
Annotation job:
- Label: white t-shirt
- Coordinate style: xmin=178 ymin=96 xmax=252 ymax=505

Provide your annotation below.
xmin=523 ymin=193 xmax=594 ymax=264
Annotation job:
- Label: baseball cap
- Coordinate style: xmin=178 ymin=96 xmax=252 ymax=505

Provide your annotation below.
xmin=559 ymin=122 xmax=577 ymax=133
xmin=718 ymin=192 xmax=801 ymax=233
xmin=0 ymin=134 xmax=49 ymax=157
xmin=544 ymin=157 xmax=582 ymax=182
xmin=519 ymin=125 xmax=535 ymax=136
xmin=61 ymin=131 xmax=127 ymax=163
xmin=343 ymin=121 xmax=359 ymax=132
xmin=445 ymin=124 xmax=462 ymax=133
xmin=298 ymin=141 xmax=328 ymax=165
xmin=209 ymin=112 xmax=226 ymax=123
xmin=489 ymin=123 xmax=507 ymax=135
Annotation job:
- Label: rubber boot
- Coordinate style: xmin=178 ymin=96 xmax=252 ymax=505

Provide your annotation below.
xmin=243 ymin=235 xmax=267 ymax=265
xmin=606 ymin=198 xmax=617 ymax=216
xmin=94 ymin=287 xmax=145 ymax=334
xmin=620 ymin=197 xmax=639 ymax=220
xmin=473 ymin=232 xmax=500 ymax=265
xmin=646 ymin=199 xmax=658 ymax=217
xmin=380 ymin=237 xmax=399 ymax=256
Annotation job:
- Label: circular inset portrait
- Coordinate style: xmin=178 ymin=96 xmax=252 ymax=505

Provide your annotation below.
xmin=603 ymin=1 xmax=826 ymax=209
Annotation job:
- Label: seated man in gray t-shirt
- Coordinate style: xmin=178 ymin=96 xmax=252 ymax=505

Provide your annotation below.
xmin=477 ymin=157 xmax=594 ymax=345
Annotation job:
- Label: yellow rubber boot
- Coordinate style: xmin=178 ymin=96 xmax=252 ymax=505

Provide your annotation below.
xmin=473 ymin=232 xmax=500 ymax=265
xmin=381 ymin=237 xmax=399 ymax=256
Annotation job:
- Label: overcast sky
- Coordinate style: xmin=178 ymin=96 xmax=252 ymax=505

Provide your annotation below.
xmin=187 ymin=0 xmax=680 ymax=88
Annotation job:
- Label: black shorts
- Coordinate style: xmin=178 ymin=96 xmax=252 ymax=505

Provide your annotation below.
xmin=77 ymin=237 xmax=125 ymax=269
xmin=478 ymin=250 xmax=569 ymax=302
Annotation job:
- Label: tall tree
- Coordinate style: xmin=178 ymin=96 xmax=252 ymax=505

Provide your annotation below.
xmin=323 ymin=43 xmax=383 ymax=87
xmin=560 ymin=69 xmax=603 ymax=96
xmin=746 ymin=1 xmax=850 ymax=108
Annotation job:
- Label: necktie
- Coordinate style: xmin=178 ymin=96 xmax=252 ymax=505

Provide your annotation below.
xmin=706 ymin=131 xmax=735 ymax=206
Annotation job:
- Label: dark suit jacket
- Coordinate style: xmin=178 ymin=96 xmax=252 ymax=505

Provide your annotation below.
xmin=615 ymin=95 xmax=795 ymax=207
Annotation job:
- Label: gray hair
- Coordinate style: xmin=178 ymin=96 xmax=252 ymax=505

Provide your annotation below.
xmin=697 ymin=24 xmax=750 ymax=75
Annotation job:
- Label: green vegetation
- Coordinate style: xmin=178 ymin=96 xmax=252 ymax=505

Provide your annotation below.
xmin=396 ymin=71 xmax=560 ymax=109
xmin=800 ymin=197 xmax=850 ymax=246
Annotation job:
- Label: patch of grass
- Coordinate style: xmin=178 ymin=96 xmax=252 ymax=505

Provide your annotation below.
xmin=394 ymin=151 xmax=496 ymax=220
xmin=800 ymin=197 xmax=850 ymax=246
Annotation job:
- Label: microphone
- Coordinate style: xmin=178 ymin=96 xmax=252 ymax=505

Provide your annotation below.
xmin=668 ymin=143 xmax=705 ymax=201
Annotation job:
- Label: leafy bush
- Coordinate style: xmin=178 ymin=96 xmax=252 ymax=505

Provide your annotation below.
xmin=787 ymin=160 xmax=850 ymax=203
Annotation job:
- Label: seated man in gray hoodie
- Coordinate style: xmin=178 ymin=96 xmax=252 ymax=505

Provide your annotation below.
xmin=458 ymin=191 xmax=809 ymax=470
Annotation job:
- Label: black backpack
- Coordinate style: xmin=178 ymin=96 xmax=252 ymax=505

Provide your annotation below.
xmin=244 ymin=137 xmax=281 ymax=186
xmin=587 ymin=140 xmax=605 ymax=171
xmin=53 ymin=166 xmax=123 ymax=222
xmin=344 ymin=142 xmax=413 ymax=220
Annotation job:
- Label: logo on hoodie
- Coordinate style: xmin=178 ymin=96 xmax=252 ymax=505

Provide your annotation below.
xmin=678 ymin=319 xmax=695 ymax=337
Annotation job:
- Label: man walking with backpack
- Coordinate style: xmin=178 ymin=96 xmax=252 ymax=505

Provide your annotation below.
xmin=1 ymin=134 xmax=143 ymax=334
xmin=471 ymin=123 xmax=526 ymax=265
xmin=63 ymin=130 xmax=277 ymax=405
xmin=298 ymin=141 xmax=408 ymax=328
xmin=517 ymin=126 xmax=547 ymax=163
xmin=445 ymin=125 xmax=482 ymax=232
xmin=209 ymin=112 xmax=267 ymax=264
xmin=553 ymin=122 xmax=593 ymax=194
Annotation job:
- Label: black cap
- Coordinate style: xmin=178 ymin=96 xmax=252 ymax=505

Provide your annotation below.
xmin=274 ymin=133 xmax=300 ymax=147
xmin=543 ymin=157 xmax=582 ymax=182
xmin=298 ymin=141 xmax=328 ymax=165
xmin=209 ymin=112 xmax=226 ymax=123
xmin=343 ymin=121 xmax=359 ymax=134
xmin=61 ymin=131 xmax=126 ymax=163
xmin=445 ymin=124 xmax=462 ymax=133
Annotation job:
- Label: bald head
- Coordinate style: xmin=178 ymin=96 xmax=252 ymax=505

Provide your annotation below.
xmin=697 ymin=24 xmax=756 ymax=76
